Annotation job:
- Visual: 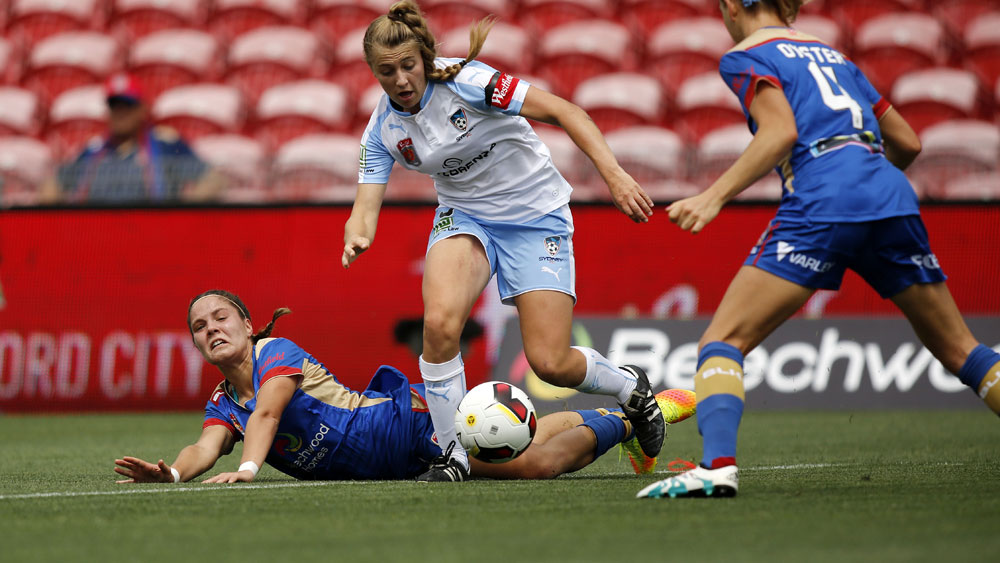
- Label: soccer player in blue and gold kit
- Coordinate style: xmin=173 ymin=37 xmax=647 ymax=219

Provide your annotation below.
xmin=114 ymin=290 xmax=688 ymax=484
xmin=638 ymin=0 xmax=1000 ymax=499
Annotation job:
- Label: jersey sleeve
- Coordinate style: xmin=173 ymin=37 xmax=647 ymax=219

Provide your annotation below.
xmin=719 ymin=50 xmax=783 ymax=113
xmin=203 ymin=384 xmax=238 ymax=437
xmin=445 ymin=59 xmax=531 ymax=116
xmin=253 ymin=338 xmax=308 ymax=390
xmin=848 ymin=62 xmax=892 ymax=119
xmin=358 ymin=107 xmax=395 ymax=184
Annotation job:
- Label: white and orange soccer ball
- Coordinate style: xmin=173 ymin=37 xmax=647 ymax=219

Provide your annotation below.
xmin=455 ymin=381 xmax=537 ymax=463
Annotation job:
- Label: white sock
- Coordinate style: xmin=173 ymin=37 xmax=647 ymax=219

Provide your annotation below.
xmin=571 ymin=346 xmax=637 ymax=404
xmin=419 ymin=353 xmax=469 ymax=469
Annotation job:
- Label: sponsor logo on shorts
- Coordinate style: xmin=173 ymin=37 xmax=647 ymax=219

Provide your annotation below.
xmin=449 ymin=108 xmax=468 ymax=130
xmin=776 ymin=241 xmax=834 ymax=273
xmin=541 ymin=266 xmax=562 ymax=282
xmin=491 ymin=73 xmax=519 ymax=109
xmin=432 ymin=208 xmax=457 ymax=235
xmin=397 ymin=138 xmax=421 ymax=166
xmin=437 ymin=143 xmax=497 ymax=177
xmin=544 ymin=236 xmax=561 ymax=257
xmin=910 ymin=254 xmax=941 ymax=270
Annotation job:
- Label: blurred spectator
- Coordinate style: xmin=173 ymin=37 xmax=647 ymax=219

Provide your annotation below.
xmin=40 ymin=73 xmax=226 ymax=204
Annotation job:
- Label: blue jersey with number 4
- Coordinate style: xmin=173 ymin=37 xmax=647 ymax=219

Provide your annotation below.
xmin=719 ymin=28 xmax=919 ymax=222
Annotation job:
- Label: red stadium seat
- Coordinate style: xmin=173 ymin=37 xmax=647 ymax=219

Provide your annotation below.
xmin=673 ymin=71 xmax=745 ymax=141
xmin=46 ymin=84 xmax=107 ymax=158
xmin=0 ymin=136 xmax=52 ymax=207
xmin=0 ymin=87 xmax=42 ymax=136
xmin=941 ymin=171 xmax=1000 ymax=201
xmin=621 ymin=0 xmax=711 ymax=42
xmin=572 ymin=72 xmax=665 ymax=133
xmin=691 ymin=123 xmax=752 ymax=184
xmin=7 ymin=0 xmax=106 ymax=46
xmin=518 ymin=0 xmax=614 ymax=34
xmin=310 ymin=0 xmax=383 ymax=44
xmin=255 ymin=80 xmax=350 ymax=149
xmin=22 ymin=32 xmax=124 ymax=103
xmin=129 ymin=29 xmax=223 ymax=103
xmin=422 ymin=0 xmax=512 ymax=36
xmin=891 ymin=68 xmax=984 ymax=134
xmin=827 ymin=0 xmax=921 ymax=29
xmin=793 ymin=14 xmax=844 ymax=51
xmin=152 ymin=84 xmax=246 ymax=141
xmin=191 ymin=134 xmax=268 ymax=202
xmin=226 ymin=26 xmax=330 ymax=105
xmin=963 ymin=12 xmax=1000 ymax=90
xmin=935 ymin=0 xmax=998 ymax=35
xmin=354 ymin=81 xmax=384 ymax=133
xmin=535 ymin=19 xmax=634 ymax=98
xmin=110 ymin=0 xmax=207 ymax=40
xmin=208 ymin=0 xmax=307 ymax=41
xmin=645 ymin=17 xmax=732 ymax=99
xmin=533 ymin=127 xmax=588 ymax=188
xmin=603 ymin=126 xmax=685 ymax=185
xmin=331 ymin=26 xmax=379 ymax=100
xmin=642 ymin=179 xmax=702 ymax=204
xmin=853 ymin=13 xmax=947 ymax=95
xmin=439 ymin=22 xmax=532 ymax=74
xmin=0 ymin=37 xmax=25 ymax=85
xmin=271 ymin=133 xmax=360 ymax=202
xmin=909 ymin=120 xmax=999 ymax=199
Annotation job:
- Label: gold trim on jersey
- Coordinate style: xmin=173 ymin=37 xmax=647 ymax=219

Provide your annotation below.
xmin=779 ymin=155 xmax=795 ymax=194
xmin=728 ymin=27 xmax=824 ymax=54
xmin=299 ymin=359 xmax=390 ymax=410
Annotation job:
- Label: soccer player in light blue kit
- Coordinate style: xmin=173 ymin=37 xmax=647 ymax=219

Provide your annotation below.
xmin=638 ymin=0 xmax=1000 ymax=499
xmin=113 ymin=291 xmax=679 ymax=484
xmin=343 ymin=0 xmax=665 ymax=482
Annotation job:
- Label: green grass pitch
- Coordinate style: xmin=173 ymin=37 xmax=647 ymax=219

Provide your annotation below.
xmin=1 ymin=409 xmax=998 ymax=563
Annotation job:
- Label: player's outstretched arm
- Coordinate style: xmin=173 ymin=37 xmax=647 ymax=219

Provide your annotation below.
xmin=877 ymin=107 xmax=921 ymax=171
xmin=114 ymin=425 xmax=234 ymax=484
xmin=668 ymin=83 xmax=798 ymax=234
xmin=519 ymin=85 xmax=653 ymax=223
xmin=203 ymin=374 xmax=301 ymax=483
xmin=343 ymin=183 xmax=388 ymax=268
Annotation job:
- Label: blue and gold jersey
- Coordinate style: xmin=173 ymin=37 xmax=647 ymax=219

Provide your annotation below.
xmin=719 ymin=28 xmax=919 ymax=222
xmin=203 ymin=338 xmax=435 ymax=480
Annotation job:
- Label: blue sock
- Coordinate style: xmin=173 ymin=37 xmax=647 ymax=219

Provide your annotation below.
xmin=696 ymin=341 xmax=746 ymax=469
xmin=957 ymin=344 xmax=1000 ymax=390
xmin=580 ymin=414 xmax=628 ymax=457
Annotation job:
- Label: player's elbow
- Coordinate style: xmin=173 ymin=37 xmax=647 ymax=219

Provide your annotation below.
xmin=899 ymin=134 xmax=922 ymax=160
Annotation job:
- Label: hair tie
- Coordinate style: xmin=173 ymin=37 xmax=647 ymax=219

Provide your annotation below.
xmin=742 ymin=0 xmax=762 ymax=6
xmin=459 ymin=59 xmax=468 ymax=67
xmin=387 ymin=11 xmax=402 ymax=23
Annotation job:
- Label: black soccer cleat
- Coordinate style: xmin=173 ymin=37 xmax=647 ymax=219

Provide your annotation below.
xmin=618 ymin=365 xmax=666 ymax=458
xmin=416 ymin=441 xmax=469 ymax=482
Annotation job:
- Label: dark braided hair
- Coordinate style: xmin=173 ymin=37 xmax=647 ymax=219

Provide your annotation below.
xmin=363 ymin=0 xmax=495 ymax=82
xmin=187 ymin=289 xmax=291 ymax=345
xmin=737 ymin=0 xmax=806 ymax=25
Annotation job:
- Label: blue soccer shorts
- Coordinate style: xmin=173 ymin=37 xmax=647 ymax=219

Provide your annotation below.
xmin=745 ymin=215 xmax=948 ymax=298
xmin=426 ymin=205 xmax=576 ymax=305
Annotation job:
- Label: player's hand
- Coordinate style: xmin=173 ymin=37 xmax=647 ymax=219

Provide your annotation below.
xmin=202 ymin=470 xmax=255 ymax=484
xmin=666 ymin=192 xmax=723 ymax=234
xmin=114 ymin=456 xmax=175 ymax=484
xmin=342 ymin=236 xmax=371 ymax=269
xmin=605 ymin=170 xmax=653 ymax=223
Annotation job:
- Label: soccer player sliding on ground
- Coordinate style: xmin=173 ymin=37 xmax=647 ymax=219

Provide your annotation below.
xmin=113 ymin=291 xmax=693 ymax=484
xmin=342 ymin=0 xmax=664 ymax=482
xmin=637 ymin=0 xmax=1000 ymax=499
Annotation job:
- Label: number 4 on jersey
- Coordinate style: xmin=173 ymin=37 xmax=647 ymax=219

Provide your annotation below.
xmin=807 ymin=61 xmax=863 ymax=130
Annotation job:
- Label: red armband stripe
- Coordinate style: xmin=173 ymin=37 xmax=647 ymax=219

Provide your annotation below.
xmin=203 ymin=418 xmax=236 ymax=435
xmin=873 ymin=98 xmax=891 ymax=120
xmin=260 ymin=365 xmax=303 ymax=386
xmin=744 ymin=74 xmax=782 ymax=110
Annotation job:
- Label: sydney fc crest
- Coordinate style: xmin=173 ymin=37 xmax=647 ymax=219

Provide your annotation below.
xmin=449 ymin=108 xmax=468 ymax=131
xmin=544 ymin=236 xmax=561 ymax=257
xmin=396 ymin=137 xmax=421 ymax=166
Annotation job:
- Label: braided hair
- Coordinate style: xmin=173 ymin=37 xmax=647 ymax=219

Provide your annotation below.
xmin=739 ymin=0 xmax=806 ymax=25
xmin=363 ymin=0 xmax=495 ymax=82
xmin=187 ymin=289 xmax=291 ymax=345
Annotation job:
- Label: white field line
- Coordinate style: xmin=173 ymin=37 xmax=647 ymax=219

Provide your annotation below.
xmin=0 ymin=461 xmax=965 ymax=501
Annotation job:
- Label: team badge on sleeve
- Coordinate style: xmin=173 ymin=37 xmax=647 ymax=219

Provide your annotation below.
xmin=544 ymin=236 xmax=562 ymax=257
xmin=449 ymin=108 xmax=468 ymax=130
xmin=396 ymin=137 xmax=421 ymax=166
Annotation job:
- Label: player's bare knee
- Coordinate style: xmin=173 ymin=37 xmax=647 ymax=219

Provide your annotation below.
xmin=422 ymin=310 xmax=463 ymax=350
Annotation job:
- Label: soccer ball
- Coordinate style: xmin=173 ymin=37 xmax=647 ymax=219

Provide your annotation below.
xmin=455 ymin=381 xmax=537 ymax=463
